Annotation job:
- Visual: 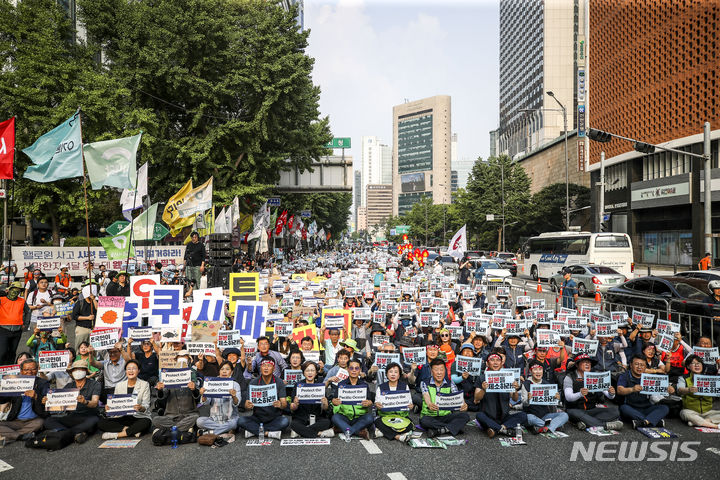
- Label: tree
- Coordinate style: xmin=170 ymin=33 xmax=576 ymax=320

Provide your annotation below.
xmin=278 ymin=192 xmax=352 ymax=239
xmin=455 ymin=155 xmax=532 ymax=251
xmin=523 ymin=183 xmax=591 ymax=236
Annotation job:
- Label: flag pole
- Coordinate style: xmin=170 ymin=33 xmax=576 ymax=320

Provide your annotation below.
xmin=125 ymin=170 xmax=140 ymax=271
xmin=78 ymin=110 xmax=93 ymax=284
xmin=1 ymin=117 xmax=14 ymax=279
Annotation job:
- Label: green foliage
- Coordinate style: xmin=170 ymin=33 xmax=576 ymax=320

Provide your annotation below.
xmin=0 ymin=0 xmax=331 ymax=245
xmin=42 ymin=236 xmax=102 ymax=247
xmin=523 ymin=183 xmax=591 ymax=235
xmin=278 ymin=192 xmax=352 ymax=239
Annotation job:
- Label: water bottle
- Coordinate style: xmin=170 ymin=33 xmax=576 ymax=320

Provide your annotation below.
xmin=170 ymin=426 xmax=178 ymax=449
xmin=309 ymin=414 xmax=316 ymax=426
xmin=258 ymin=423 xmax=265 ymax=443
xmin=515 ymin=425 xmax=523 ymax=442
xmin=345 ymin=428 xmax=351 ymax=443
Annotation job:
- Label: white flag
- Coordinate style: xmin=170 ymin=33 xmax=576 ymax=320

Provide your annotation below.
xmin=120 ymin=162 xmax=148 ymax=220
xmin=247 ymin=202 xmax=270 ymax=241
xmin=447 ymin=224 xmax=467 ymax=260
xmin=231 ymin=196 xmax=240 ymax=227
xmin=118 ymin=203 xmax=158 ymax=242
xmin=214 ymin=207 xmax=229 ymax=234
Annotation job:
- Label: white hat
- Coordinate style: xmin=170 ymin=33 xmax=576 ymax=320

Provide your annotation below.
xmin=60 ymin=264 xmax=70 ymax=270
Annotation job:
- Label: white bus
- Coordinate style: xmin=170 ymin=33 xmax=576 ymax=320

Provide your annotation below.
xmin=523 ymin=231 xmax=634 ymax=280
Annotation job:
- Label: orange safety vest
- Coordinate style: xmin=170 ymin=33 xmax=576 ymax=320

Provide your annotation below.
xmin=699 ymin=257 xmax=712 ymax=270
xmin=0 ymin=297 xmax=26 ymax=326
xmin=55 ymin=273 xmax=71 ymax=292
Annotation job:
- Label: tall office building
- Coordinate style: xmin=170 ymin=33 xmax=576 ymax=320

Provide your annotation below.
xmin=366 ymin=184 xmax=393 ymax=234
xmin=361 ymin=136 xmax=392 ymax=206
xmin=497 ymin=0 xmax=580 ymax=158
xmin=392 ymin=95 xmax=452 ymax=216
xmin=280 ymin=0 xmax=304 ymax=29
xmin=353 ymin=170 xmax=362 ymax=232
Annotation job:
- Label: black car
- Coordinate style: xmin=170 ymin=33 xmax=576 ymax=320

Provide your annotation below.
xmin=604 ymin=276 xmax=718 ymax=343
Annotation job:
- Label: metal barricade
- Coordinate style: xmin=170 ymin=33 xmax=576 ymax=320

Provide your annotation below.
xmin=667 ymin=299 xmax=719 ymax=345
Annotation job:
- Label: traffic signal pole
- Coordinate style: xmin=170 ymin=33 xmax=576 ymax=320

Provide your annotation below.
xmin=704 ymin=122 xmax=712 ymax=257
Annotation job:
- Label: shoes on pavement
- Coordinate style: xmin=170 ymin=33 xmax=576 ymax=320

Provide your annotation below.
xmin=101 ymin=432 xmax=119 ymax=440
xmin=375 ymin=430 xmax=384 ymax=439
xmin=245 ymin=430 xmax=253 ymax=438
xmin=605 ymin=421 xmax=624 ymax=431
xmin=632 ymin=420 xmax=641 ymax=430
xmin=657 ymin=419 xmax=665 ymax=428
xmin=319 ymin=429 xmax=336 ymax=438
xmin=267 ymin=431 xmax=282 ymax=440
xmin=425 ymin=428 xmax=438 ymax=439
xmin=358 ymin=429 xmax=370 ymax=441
xmin=290 ymin=429 xmax=299 ymax=438
xmin=397 ymin=433 xmax=410 ymax=443
xmin=576 ymin=422 xmax=587 ymax=431
xmin=486 ymin=428 xmax=496 ymax=439
xmin=74 ymin=432 xmax=88 ymax=444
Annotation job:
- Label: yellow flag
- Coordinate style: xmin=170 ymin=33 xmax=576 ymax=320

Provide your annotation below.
xmin=238 ymin=213 xmax=253 ymax=233
xmin=163 ymin=180 xmax=194 ymax=234
xmin=184 ymin=206 xmax=215 ymax=244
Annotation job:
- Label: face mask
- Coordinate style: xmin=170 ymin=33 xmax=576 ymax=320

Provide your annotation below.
xmin=402 ymin=318 xmax=411 ymax=327
xmin=71 ymin=370 xmax=87 ymax=380
xmin=6 ymin=289 xmax=19 ymax=301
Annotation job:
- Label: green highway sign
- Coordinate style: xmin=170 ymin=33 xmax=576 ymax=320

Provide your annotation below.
xmin=153 ymin=223 xmax=170 ymax=241
xmin=395 ymin=225 xmax=410 ymax=234
xmin=105 ymin=220 xmax=130 ymax=236
xmin=325 ymin=137 xmax=351 ymax=149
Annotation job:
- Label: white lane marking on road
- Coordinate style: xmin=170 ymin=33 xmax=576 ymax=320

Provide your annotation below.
xmin=360 ymin=439 xmax=382 ymax=454
xmin=387 ymin=473 xmax=407 ymax=480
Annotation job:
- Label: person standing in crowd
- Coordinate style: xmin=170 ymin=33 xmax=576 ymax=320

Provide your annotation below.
xmin=0 ymin=282 xmax=30 ymax=365
xmin=71 ymin=284 xmax=98 ymax=349
xmin=616 ymin=354 xmax=674 ymax=429
xmin=54 ymin=265 xmax=71 ymax=296
xmin=698 ymin=252 xmax=712 ymax=270
xmin=560 ymin=268 xmax=578 ymax=309
xmin=184 ymin=231 xmax=206 ymax=287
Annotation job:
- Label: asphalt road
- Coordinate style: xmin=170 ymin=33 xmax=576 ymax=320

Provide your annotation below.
xmin=1 ymin=415 xmax=719 ymax=479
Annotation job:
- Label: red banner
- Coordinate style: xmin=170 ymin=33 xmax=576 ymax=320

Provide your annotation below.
xmin=274 ymin=209 xmax=288 ymax=235
xmin=0 ymin=117 xmax=15 ymax=179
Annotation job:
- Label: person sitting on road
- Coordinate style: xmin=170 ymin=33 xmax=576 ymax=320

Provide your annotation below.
xmin=98 ymin=359 xmax=151 ymax=440
xmin=676 ymin=354 xmax=720 ymax=429
xmin=0 ymin=359 xmax=48 ymax=444
xmin=289 ymin=361 xmax=334 ymax=438
xmin=474 ymin=352 xmax=527 ymax=437
xmin=329 ymin=358 xmax=374 ymax=440
xmin=563 ymin=354 xmax=622 ymax=431
xmin=238 ymin=356 xmax=289 ymax=439
xmin=374 ymin=362 xmax=415 ymax=442
xmin=521 ymin=360 xmax=569 ymax=434
xmin=42 ymin=360 xmax=101 ymax=444
xmin=196 ymin=361 xmax=241 ymax=436
xmin=153 ymin=351 xmax=201 ymax=433
xmin=616 ymin=354 xmax=674 ymax=429
xmin=687 ymin=336 xmax=720 ymax=375
xmin=420 ymin=358 xmax=470 ymax=438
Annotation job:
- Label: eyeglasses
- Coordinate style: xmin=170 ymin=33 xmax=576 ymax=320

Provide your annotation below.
xmin=440 ymin=334 xmax=450 ymax=338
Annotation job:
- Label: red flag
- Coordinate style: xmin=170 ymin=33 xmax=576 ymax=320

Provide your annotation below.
xmin=274 ymin=209 xmax=288 ymax=235
xmin=287 ymin=215 xmax=294 ymax=232
xmin=0 ymin=117 xmax=15 ymax=179
xmin=326 ymin=231 xmax=331 ymax=241
xmin=301 ymin=227 xmax=307 ymax=240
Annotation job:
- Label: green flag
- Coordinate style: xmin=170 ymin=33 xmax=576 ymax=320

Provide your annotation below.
xmin=84 ymin=133 xmax=141 ymax=190
xmin=99 ymin=230 xmax=134 ymax=260
xmin=118 ymin=203 xmax=159 ymax=242
xmin=22 ymin=110 xmax=84 ymax=182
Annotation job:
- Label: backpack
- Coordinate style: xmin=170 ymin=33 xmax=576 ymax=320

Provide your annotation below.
xmin=25 ymin=430 xmax=75 ymax=451
xmin=151 ymin=426 xmax=197 ymax=446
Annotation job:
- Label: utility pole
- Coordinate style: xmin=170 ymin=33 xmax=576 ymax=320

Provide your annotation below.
xmin=501 ymin=161 xmax=505 ymax=252
xmin=598 ymin=151 xmax=605 ymax=230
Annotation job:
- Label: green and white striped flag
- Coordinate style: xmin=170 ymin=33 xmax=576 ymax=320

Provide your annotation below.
xmin=99 ymin=229 xmax=134 ymax=260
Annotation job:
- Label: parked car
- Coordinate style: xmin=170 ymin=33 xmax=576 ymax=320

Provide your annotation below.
xmin=471 ymin=259 xmax=512 ymax=284
xmin=439 ymin=255 xmax=458 ymax=275
xmin=674 ymin=269 xmax=720 ymax=282
xmin=495 ymin=257 xmax=518 ymax=277
xmin=465 ymin=251 xmax=485 ymax=259
xmin=549 ymin=264 xmax=627 ymax=296
xmin=427 ymin=252 xmax=440 ymax=263
xmin=496 ymin=252 xmax=518 ymax=264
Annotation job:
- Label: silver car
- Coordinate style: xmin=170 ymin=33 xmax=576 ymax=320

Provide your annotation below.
xmin=549 ymin=264 xmax=627 ymax=296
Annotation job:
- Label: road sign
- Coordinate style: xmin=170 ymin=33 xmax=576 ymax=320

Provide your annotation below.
xmin=395 ymin=225 xmax=410 ymax=234
xmin=268 ymin=197 xmax=281 ymax=207
xmin=0 ymin=189 xmax=6 ymax=199
xmin=602 ymin=213 xmax=610 ymax=222
xmin=390 ymin=229 xmax=396 ymax=236
xmin=106 ymin=220 xmax=130 ymax=236
xmin=486 ymin=214 xmax=495 ymax=221
xmin=153 ymin=223 xmax=170 ymax=241
xmin=300 ymin=210 xmax=312 ymax=218
xmin=325 ymin=138 xmax=351 ymax=149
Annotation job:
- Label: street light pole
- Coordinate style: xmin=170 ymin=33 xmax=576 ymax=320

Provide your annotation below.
xmin=547 ymin=92 xmax=569 ymax=229
xmin=501 ymin=160 xmax=505 ymax=252
xmin=704 ymin=122 xmax=712 ymax=257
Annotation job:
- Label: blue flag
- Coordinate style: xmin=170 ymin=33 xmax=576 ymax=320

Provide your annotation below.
xmin=22 ymin=110 xmax=84 ymax=182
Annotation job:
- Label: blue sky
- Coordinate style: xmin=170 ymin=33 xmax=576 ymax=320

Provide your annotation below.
xmin=305 ymin=0 xmax=500 ymax=176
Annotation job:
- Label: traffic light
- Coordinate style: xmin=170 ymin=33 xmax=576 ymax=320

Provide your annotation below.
xmin=588 ymin=128 xmax=612 ymax=143
xmin=633 ymin=141 xmax=656 ymax=154
xmin=600 ymin=212 xmax=610 ymax=232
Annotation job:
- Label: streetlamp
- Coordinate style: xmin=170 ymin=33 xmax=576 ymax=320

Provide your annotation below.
xmin=546 ymin=91 xmax=569 ymax=229
xmin=482 ymin=159 xmax=506 ymax=251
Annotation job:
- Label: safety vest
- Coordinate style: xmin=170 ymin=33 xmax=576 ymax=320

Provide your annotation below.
xmin=55 ymin=273 xmax=71 ymax=292
xmin=0 ymin=297 xmax=26 ymax=327
xmin=681 ymin=374 xmax=713 ymax=414
xmin=421 ymin=383 xmax=452 ymax=417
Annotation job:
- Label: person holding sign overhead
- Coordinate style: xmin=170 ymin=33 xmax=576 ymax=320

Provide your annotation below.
xmin=238 ymin=356 xmax=289 ymax=439
xmin=196 ymin=361 xmax=242 ymax=436
xmin=0 ymin=359 xmax=48 ymax=444
xmin=26 ymin=325 xmax=67 ymax=357
xmin=329 ymin=358 xmax=374 ymax=440
xmin=289 ymin=361 xmax=334 ymax=438
xmin=98 ymin=360 xmax=151 ymax=439
xmin=420 ymin=358 xmax=470 ymax=438
xmin=474 ymin=352 xmax=527 ymax=437
xmin=563 ymin=354 xmax=622 ymax=431
xmin=616 ymin=354 xmax=674 ymax=429
xmin=42 ymin=360 xmax=101 ymax=444
xmin=153 ymin=357 xmax=201 ymax=433
xmin=374 ymin=362 xmax=414 ymax=442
